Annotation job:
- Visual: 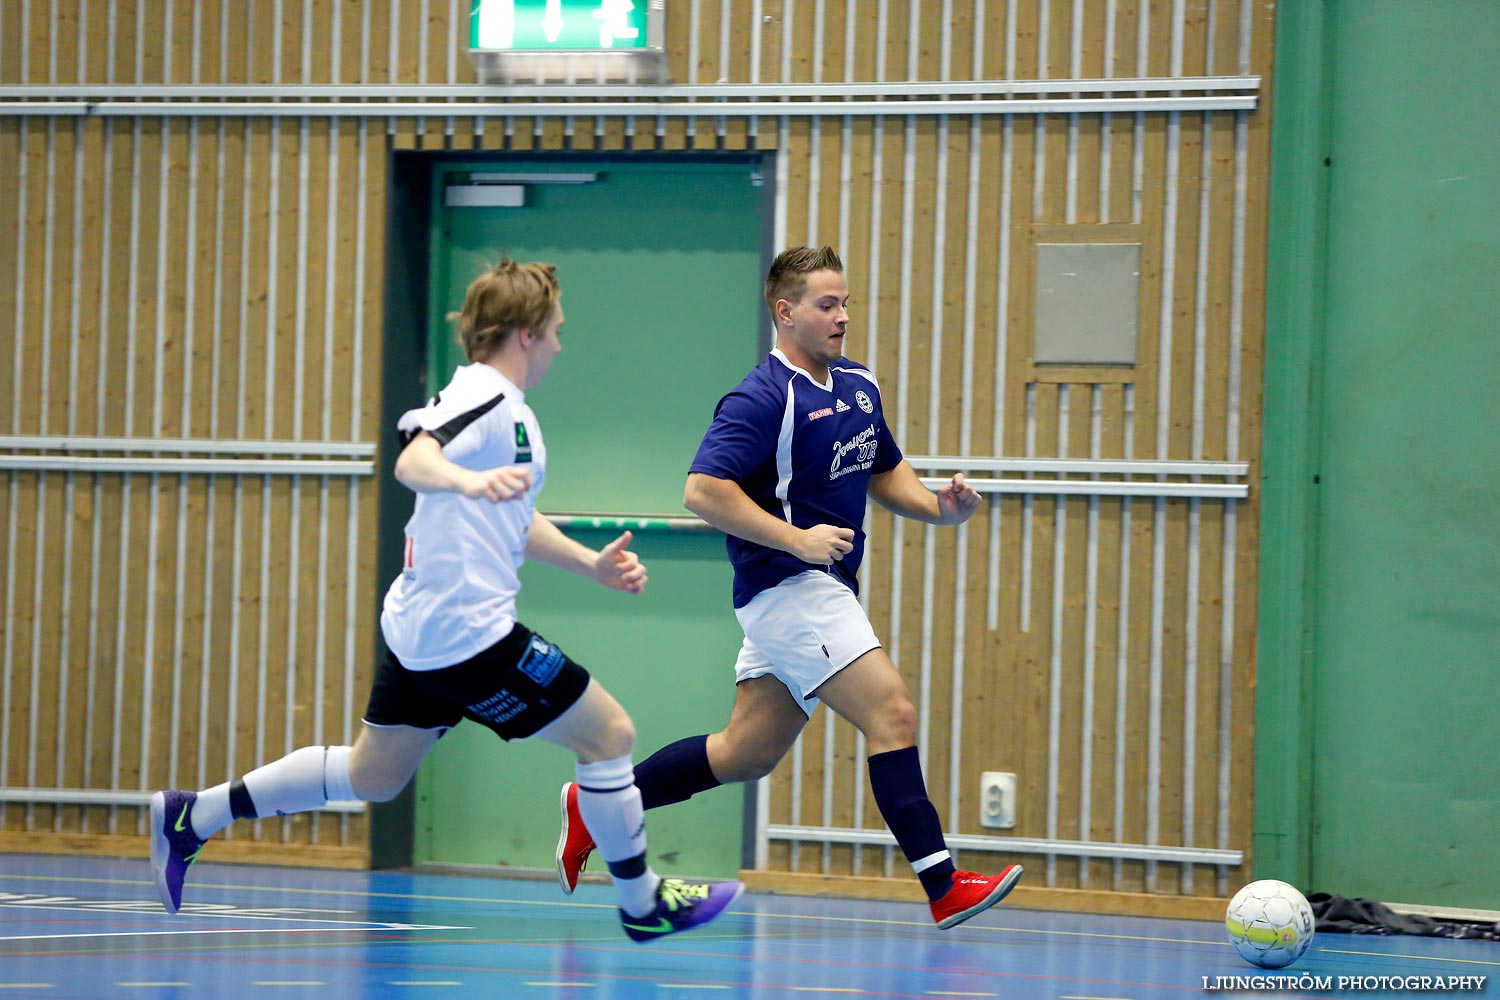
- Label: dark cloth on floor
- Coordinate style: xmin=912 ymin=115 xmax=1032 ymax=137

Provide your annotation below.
xmin=1308 ymin=893 xmax=1500 ymax=941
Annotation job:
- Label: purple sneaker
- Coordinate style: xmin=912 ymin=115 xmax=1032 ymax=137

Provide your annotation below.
xmin=620 ymin=877 xmax=744 ymax=943
xmin=149 ymin=790 xmax=206 ymax=914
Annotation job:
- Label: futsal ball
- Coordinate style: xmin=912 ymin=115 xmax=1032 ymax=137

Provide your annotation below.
xmin=1225 ymin=879 xmax=1315 ymax=969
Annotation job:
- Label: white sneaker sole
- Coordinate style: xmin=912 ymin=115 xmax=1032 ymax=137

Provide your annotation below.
xmin=147 ymin=791 xmax=178 ymax=915
xmin=554 ymin=783 xmax=576 ymax=895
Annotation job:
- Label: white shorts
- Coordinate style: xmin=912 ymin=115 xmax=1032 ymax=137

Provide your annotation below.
xmin=733 ymin=570 xmax=882 ymax=718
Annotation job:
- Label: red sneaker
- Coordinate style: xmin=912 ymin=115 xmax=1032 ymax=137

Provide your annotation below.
xmin=929 ymin=865 xmax=1024 ymax=929
xmin=555 ymin=782 xmax=597 ymax=895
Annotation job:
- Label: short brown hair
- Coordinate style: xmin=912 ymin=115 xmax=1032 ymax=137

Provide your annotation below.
xmin=764 ymin=245 xmax=843 ymax=320
xmin=450 ymin=257 xmax=561 ymax=362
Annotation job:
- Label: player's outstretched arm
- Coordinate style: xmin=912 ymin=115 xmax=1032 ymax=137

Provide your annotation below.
xmin=868 ymin=463 xmax=983 ymax=526
xmin=394 ymin=431 xmax=532 ymax=500
xmin=685 ymin=473 xmax=855 ymax=563
xmin=525 ymin=515 xmax=648 ymax=594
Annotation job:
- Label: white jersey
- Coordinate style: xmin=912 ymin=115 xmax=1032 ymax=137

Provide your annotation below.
xmin=380 ymin=363 xmax=546 ymax=670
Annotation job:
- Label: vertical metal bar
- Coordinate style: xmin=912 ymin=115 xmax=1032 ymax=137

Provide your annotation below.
xmin=807 ymin=125 xmax=820 ymax=246
xmin=750 ymin=0 xmax=762 ymax=85
xmin=170 ymin=102 xmax=203 ymax=792
xmin=887 ymin=110 xmax=918 ymax=878
xmin=987 ymin=0 xmax=1016 ymax=633
xmin=896 ymin=118 xmax=915 ymax=436
xmin=951 ymin=9 xmax=982 ymax=829
xmin=906 ymin=0 xmax=920 ymax=79
xmin=1144 ymin=0 xmax=1187 ymax=892
xmin=1045 ymin=386 xmax=1069 ymax=884
xmin=1079 ymin=385 xmax=1102 ymax=885
xmin=718 ymin=0 xmax=730 ymax=87
xmin=83 ymin=67 xmax=117 ymax=832
xmin=199 ymin=2 xmax=231 ymax=798
xmin=389 ymin=0 xmax=400 ymax=140
xmin=447 ymin=0 xmax=458 ymax=137
xmin=927 ymin=119 xmax=947 ymax=452
xmin=1020 ymin=385 xmax=1035 ymax=630
xmin=1218 ymin=0 xmax=1254 ymax=896
xmin=1183 ymin=483 xmax=1202 ymax=893
xmin=853 ymin=107 xmax=883 ymax=872
xmin=757 ymin=134 xmax=790 ymax=873
xmin=1132 ymin=3 xmax=1148 ymax=224
xmin=838 ymin=95 xmax=856 ymax=869
xmin=779 ymin=128 xmax=802 ymax=872
xmin=1065 ymin=0 xmax=1081 ymax=223
xmin=311 ymin=113 xmax=341 ymax=840
xmin=256 ymin=47 xmax=285 ymax=834
xmin=112 ymin=4 xmax=146 ymax=834
xmin=30 ymin=21 xmax=59 ymax=830
xmin=226 ymin=111 xmax=255 ymax=845
xmin=0 ymin=1 xmax=26 ymax=818
xmin=782 ymin=0 xmax=793 ymax=83
xmin=282 ymin=99 xmax=313 ymax=841
xmin=141 ymin=7 xmax=177 ymax=816
xmin=918 ymin=114 xmax=947 ymax=783
xmin=1100 ymin=1 xmax=1115 ymax=221
xmin=1112 ymin=386 xmax=1135 ymax=888
xmin=63 ymin=5 xmax=90 ymax=839
xmin=1181 ymin=0 xmax=1219 ymax=894
xmin=1217 ymin=498 xmax=1238 ymax=895
xmin=342 ymin=107 xmax=370 ymax=845
xmin=1021 ymin=0 xmax=1046 ymax=637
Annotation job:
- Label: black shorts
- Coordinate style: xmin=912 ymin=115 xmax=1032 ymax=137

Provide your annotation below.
xmin=363 ymin=623 xmax=591 ymax=741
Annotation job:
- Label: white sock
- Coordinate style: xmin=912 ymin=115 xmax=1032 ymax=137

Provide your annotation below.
xmin=190 ymin=784 xmax=233 ymax=838
xmin=575 ymin=755 xmax=659 ymax=917
xmin=190 ymin=745 xmax=355 ymax=839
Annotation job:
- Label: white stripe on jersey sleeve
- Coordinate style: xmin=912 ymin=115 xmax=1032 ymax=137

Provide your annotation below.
xmin=774 ymin=375 xmax=798 ymax=523
xmin=831 ymin=365 xmax=881 ymax=388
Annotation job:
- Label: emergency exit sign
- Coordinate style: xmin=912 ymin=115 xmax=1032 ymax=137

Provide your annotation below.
xmin=470 ymin=0 xmax=650 ymax=51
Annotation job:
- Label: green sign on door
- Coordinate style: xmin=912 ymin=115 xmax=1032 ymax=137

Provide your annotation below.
xmin=470 ymin=0 xmax=649 ymax=51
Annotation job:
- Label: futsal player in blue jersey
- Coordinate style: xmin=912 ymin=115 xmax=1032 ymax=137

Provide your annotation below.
xmin=148 ymin=258 xmax=741 ymax=941
xmin=556 ymin=246 xmax=1022 ymax=929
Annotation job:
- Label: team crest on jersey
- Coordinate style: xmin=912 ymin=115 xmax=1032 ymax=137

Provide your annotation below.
xmin=854 ymin=390 xmax=873 ymax=413
xmin=514 ymin=422 xmax=533 ymax=462
xmin=807 ymin=406 xmax=834 ymax=421
xmin=834 ymin=398 xmax=851 ymax=412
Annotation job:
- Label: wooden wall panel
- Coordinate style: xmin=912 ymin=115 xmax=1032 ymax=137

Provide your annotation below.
xmin=1 ymin=0 xmax=1272 ymax=896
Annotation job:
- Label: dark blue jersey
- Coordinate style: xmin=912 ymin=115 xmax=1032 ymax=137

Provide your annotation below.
xmin=689 ymin=348 xmax=903 ymax=608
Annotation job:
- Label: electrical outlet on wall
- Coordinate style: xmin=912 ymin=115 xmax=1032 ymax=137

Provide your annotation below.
xmin=979 ymin=771 xmax=1016 ymax=829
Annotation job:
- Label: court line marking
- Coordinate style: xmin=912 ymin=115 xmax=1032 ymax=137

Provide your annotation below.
xmin=117 ymin=984 xmax=193 ymax=988
xmin=1 ymin=874 xmax=1214 ymax=945
xmin=255 ymin=982 xmax=325 ymax=986
xmin=1315 ymin=948 xmax=1500 ymax=967
xmin=6 ymin=871 xmax=1498 ymax=971
xmin=388 ymin=983 xmax=463 ymax=987
xmin=0 ymin=927 xmax=464 ymax=943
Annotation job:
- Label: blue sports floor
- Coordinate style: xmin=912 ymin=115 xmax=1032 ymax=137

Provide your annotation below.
xmin=1 ymin=854 xmax=1493 ymax=999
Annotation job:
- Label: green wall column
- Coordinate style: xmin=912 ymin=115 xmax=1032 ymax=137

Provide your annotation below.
xmin=1254 ymin=0 xmax=1333 ymax=887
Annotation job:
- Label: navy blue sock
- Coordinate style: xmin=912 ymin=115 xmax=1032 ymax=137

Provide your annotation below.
xmin=868 ymin=746 xmax=955 ymax=901
xmin=633 ymin=734 xmax=722 ymax=810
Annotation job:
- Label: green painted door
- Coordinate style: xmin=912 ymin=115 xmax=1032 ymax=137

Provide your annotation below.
xmin=1307 ymin=2 xmax=1500 ymax=908
xmin=415 ymin=156 xmax=766 ymax=879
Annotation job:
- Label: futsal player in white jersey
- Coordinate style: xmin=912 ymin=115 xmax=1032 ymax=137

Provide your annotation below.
xmin=149 ymin=258 xmax=741 ymax=941
xmin=555 ymin=246 xmax=1023 ymax=929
